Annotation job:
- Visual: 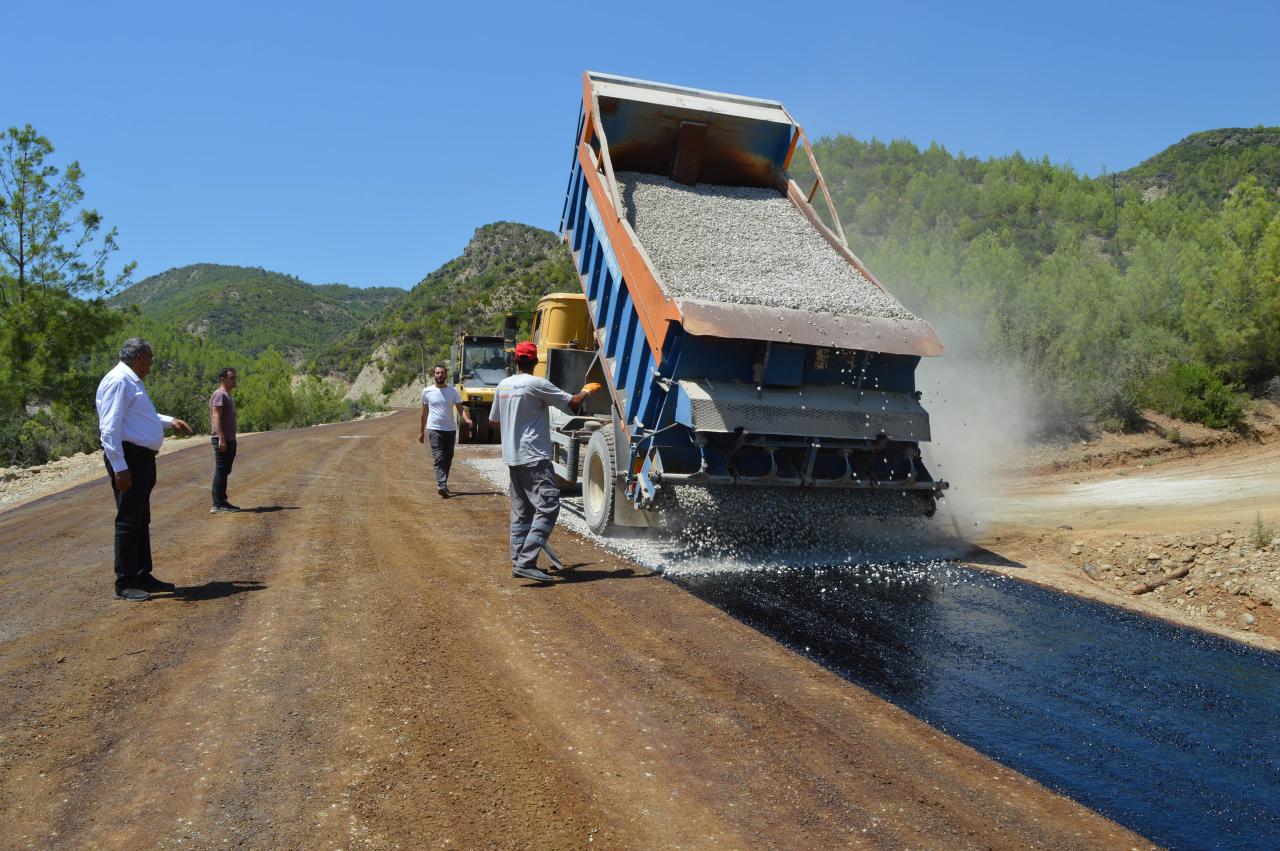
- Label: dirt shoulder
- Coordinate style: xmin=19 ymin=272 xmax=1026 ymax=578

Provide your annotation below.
xmin=0 ymin=435 xmax=206 ymax=513
xmin=969 ymin=411 xmax=1280 ymax=652
xmin=0 ymin=411 xmax=1143 ymax=849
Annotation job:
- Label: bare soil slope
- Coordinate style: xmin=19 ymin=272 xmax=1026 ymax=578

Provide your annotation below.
xmin=0 ymin=411 xmax=1140 ymax=849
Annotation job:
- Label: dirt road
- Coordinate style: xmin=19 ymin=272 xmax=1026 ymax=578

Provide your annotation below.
xmin=0 ymin=411 xmax=1144 ymax=849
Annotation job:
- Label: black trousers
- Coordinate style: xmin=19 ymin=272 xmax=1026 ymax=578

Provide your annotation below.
xmin=427 ymin=429 xmax=456 ymax=489
xmin=211 ymin=437 xmax=238 ymax=507
xmin=104 ymin=442 xmax=157 ymax=590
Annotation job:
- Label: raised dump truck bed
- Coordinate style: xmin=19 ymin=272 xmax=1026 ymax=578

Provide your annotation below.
xmin=551 ymin=72 xmax=947 ymax=532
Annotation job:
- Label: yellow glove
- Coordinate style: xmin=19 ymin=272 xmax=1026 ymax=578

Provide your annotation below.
xmin=582 ymin=382 xmax=603 ymax=395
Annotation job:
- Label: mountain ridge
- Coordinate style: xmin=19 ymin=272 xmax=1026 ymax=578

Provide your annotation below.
xmin=109 ymin=263 xmax=405 ymax=362
xmin=314 ymin=222 xmax=577 ymax=397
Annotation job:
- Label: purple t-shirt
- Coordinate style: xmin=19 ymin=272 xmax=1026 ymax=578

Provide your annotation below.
xmin=210 ymin=387 xmax=237 ymax=440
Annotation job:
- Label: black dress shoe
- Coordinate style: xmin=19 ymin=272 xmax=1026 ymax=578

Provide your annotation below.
xmin=114 ymin=587 xmax=151 ymax=602
xmin=138 ymin=575 xmax=176 ymax=592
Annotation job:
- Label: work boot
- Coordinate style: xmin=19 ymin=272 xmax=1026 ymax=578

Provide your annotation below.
xmin=512 ymin=565 xmax=555 ymax=583
xmin=438 ymin=487 xmax=450 ymax=498
xmin=114 ymin=587 xmax=151 ymax=602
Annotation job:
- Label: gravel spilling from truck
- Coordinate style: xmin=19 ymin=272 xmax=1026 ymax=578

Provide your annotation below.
xmin=466 ymin=457 xmax=961 ymax=573
xmin=615 ymin=171 xmax=918 ymax=321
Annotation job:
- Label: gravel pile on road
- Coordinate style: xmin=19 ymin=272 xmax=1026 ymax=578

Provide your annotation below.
xmin=615 ymin=171 xmax=917 ymax=321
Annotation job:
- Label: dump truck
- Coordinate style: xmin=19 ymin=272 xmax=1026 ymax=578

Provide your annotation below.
xmin=449 ymin=333 xmax=506 ymax=443
xmin=537 ymin=72 xmax=948 ymax=534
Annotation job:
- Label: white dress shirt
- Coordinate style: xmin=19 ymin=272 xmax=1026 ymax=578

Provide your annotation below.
xmin=95 ymin=361 xmax=174 ymax=472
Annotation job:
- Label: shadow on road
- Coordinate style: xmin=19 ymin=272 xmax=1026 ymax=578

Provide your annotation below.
xmin=443 ymin=491 xmax=502 ymax=498
xmin=532 ymin=565 xmax=657 ymax=585
xmin=165 ymin=580 xmax=268 ymax=601
xmin=509 ymin=563 xmax=655 ymax=583
xmin=963 ymin=546 xmax=1025 ymax=569
xmin=241 ymin=505 xmax=299 ymax=513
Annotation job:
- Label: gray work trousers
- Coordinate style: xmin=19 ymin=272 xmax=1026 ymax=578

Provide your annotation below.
xmin=508 ymin=459 xmax=560 ymax=571
xmin=427 ymin=429 xmax=455 ymax=489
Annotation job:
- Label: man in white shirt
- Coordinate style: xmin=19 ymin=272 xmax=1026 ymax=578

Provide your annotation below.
xmin=489 ymin=341 xmax=597 ymax=582
xmin=96 ymin=338 xmax=192 ymax=601
xmin=418 ymin=364 xmax=471 ymax=497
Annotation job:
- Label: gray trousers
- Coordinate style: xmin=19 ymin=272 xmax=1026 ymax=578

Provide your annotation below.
xmin=508 ymin=459 xmax=560 ymax=570
xmin=427 ymin=429 xmax=455 ymax=489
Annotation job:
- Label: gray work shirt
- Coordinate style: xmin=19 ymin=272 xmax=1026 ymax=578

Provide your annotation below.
xmin=489 ymin=373 xmax=572 ymax=466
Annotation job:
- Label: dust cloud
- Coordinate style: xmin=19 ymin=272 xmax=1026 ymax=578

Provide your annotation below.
xmin=917 ymin=320 xmax=1039 ymax=539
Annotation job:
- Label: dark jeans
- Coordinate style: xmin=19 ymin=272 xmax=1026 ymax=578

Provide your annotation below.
xmin=427 ymin=429 xmax=456 ymax=489
xmin=211 ymin=437 xmax=238 ymax=507
xmin=104 ymin=442 xmax=157 ymax=590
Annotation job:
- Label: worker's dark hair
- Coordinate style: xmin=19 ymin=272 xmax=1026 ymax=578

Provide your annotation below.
xmin=433 ymin=363 xmax=448 ymax=372
xmin=118 ymin=337 xmax=152 ymax=363
xmin=217 ymin=367 xmax=236 ymax=381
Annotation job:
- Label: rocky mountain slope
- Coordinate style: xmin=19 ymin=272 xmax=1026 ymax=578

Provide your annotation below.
xmin=315 ymin=222 xmax=577 ymax=400
xmin=110 ymin=264 xmax=405 ymax=361
xmin=1116 ymin=126 xmax=1280 ymax=204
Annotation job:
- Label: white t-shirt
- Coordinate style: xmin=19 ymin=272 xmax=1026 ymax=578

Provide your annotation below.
xmin=488 ymin=373 xmax=572 ymax=466
xmin=421 ymin=384 xmax=463 ymax=432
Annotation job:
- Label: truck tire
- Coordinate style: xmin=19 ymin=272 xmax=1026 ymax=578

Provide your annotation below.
xmin=582 ymin=428 xmax=616 ymax=535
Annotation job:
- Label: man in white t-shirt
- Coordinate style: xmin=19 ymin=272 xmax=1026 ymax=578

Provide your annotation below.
xmin=418 ymin=364 xmax=471 ymax=497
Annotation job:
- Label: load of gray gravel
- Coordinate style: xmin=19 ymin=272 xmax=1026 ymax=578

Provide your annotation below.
xmin=615 ymin=171 xmax=917 ymax=321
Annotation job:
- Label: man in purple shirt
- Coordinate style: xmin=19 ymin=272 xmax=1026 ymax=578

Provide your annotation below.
xmin=210 ymin=367 xmax=240 ymax=513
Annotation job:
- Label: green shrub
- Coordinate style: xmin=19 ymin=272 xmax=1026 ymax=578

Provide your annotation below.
xmin=292 ymin=376 xmax=349 ymax=427
xmin=1250 ymin=513 xmax=1275 ymax=549
xmin=0 ymin=405 xmax=100 ymax=468
xmin=1143 ymin=363 xmax=1245 ymax=429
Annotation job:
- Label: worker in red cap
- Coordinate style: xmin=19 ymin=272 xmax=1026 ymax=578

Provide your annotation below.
xmin=489 ymin=340 xmax=599 ymax=582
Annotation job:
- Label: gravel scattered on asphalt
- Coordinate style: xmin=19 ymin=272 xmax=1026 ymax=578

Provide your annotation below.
xmin=466 ymin=457 xmax=965 ymax=577
xmin=615 ymin=171 xmax=917 ymax=321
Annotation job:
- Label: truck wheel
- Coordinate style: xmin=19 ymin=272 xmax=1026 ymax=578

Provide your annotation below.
xmin=582 ymin=428 xmax=616 ymax=535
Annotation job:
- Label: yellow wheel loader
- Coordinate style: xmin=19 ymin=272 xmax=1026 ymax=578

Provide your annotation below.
xmin=449 ymin=334 xmax=506 ymax=444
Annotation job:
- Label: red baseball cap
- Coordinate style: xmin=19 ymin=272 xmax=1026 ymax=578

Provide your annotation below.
xmin=514 ymin=341 xmax=538 ymax=362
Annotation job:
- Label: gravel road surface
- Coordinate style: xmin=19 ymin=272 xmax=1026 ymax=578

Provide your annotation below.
xmin=0 ymin=411 xmax=1143 ymax=848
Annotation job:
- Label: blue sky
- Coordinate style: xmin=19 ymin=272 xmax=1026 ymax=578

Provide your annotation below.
xmin=5 ymin=1 xmax=1278 ymax=289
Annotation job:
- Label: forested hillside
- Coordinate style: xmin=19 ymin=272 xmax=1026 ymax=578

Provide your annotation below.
xmin=110 ymin=264 xmax=404 ymax=361
xmin=7 ymin=120 xmax=1279 ymax=469
xmin=1 ymin=123 xmax=392 ymax=469
xmin=801 ymin=126 xmax=1280 ymax=429
xmin=315 ymin=222 xmax=576 ymax=394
